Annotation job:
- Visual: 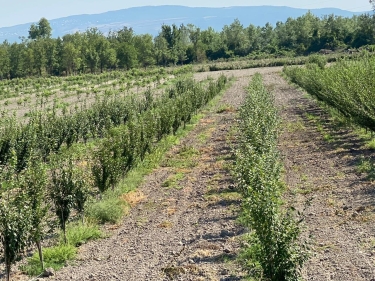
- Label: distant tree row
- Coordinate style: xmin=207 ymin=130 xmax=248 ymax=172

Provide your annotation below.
xmin=0 ymin=12 xmax=374 ymax=79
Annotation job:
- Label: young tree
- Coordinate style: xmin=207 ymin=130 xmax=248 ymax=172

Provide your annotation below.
xmin=50 ymin=158 xmax=78 ymax=244
xmin=0 ymin=151 xmax=31 ymax=281
xmin=24 ymin=161 xmax=48 ymax=271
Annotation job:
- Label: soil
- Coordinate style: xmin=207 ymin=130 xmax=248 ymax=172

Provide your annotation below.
xmin=263 ymin=73 xmax=375 ymax=281
xmin=5 ymin=66 xmax=374 ymax=281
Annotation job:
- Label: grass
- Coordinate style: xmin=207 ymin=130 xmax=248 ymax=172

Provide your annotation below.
xmin=216 ymin=104 xmax=235 ymax=113
xmin=162 ymin=145 xmax=200 ymax=169
xmin=22 ymin=221 xmax=102 ymax=276
xmin=356 ymin=157 xmax=375 ymax=180
xmin=162 ymin=172 xmax=185 ymax=189
xmin=87 ymin=192 xmax=129 ymax=224
xmin=61 ymin=221 xmax=103 ymax=246
xmin=365 ymin=139 xmax=375 ymax=150
xmin=284 ymin=120 xmax=305 ymax=133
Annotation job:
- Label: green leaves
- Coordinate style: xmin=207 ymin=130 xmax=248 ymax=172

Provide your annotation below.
xmin=235 ymin=74 xmax=307 ymax=281
xmin=285 ymin=55 xmax=375 ymax=132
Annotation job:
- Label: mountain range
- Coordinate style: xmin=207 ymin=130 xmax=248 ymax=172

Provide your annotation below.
xmin=0 ymin=5 xmax=370 ymax=43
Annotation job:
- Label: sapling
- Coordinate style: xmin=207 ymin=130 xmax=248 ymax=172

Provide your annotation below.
xmin=24 ymin=161 xmax=48 ymax=271
xmin=50 ymin=158 xmax=78 ymax=244
xmin=0 ymin=151 xmax=32 ymax=281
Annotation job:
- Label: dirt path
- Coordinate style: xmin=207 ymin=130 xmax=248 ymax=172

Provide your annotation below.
xmin=263 ymin=73 xmax=375 ymax=281
xmin=50 ymin=69 xmax=280 ymax=281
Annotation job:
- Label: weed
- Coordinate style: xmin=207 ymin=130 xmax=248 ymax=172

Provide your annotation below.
xmin=162 ymin=173 xmax=185 ymax=189
xmin=365 ymin=139 xmax=375 ymax=150
xmin=60 ymin=221 xmax=102 ymax=247
xmin=86 ymin=193 xmax=128 ymax=224
xmin=21 ymin=244 xmax=76 ymax=276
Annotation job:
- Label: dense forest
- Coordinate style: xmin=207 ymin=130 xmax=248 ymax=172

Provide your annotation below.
xmin=0 ymin=11 xmax=375 ymax=79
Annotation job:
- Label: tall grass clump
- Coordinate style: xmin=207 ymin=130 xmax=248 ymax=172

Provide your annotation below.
xmin=234 ymin=74 xmax=308 ymax=280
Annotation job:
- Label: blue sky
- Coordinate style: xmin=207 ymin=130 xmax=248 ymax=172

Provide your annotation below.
xmin=0 ymin=0 xmax=371 ymax=28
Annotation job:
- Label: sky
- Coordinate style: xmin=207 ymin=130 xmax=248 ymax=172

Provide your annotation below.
xmin=0 ymin=0 xmax=372 ymax=28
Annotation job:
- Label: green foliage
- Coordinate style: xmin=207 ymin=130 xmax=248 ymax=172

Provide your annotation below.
xmin=2 ymin=12 xmax=375 ymax=79
xmin=307 ymin=54 xmax=327 ymax=69
xmin=50 ymin=158 xmax=87 ymax=243
xmin=86 ymin=193 xmax=127 ymax=224
xmin=22 ymin=244 xmax=76 ymax=276
xmin=284 ymin=55 xmax=375 ymax=132
xmin=60 ymin=221 xmax=102 ymax=246
xmin=235 ymin=74 xmax=307 ymax=281
xmin=0 ymin=191 xmax=31 ymax=281
xmin=0 ymin=151 xmax=36 ymax=280
xmin=0 ymin=73 xmax=228 ymax=278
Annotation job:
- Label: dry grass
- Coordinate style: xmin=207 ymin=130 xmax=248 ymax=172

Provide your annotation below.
xmin=158 ymin=221 xmax=173 ymax=228
xmin=121 ymin=191 xmax=147 ymax=207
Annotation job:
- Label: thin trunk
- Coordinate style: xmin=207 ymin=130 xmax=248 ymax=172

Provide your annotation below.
xmin=36 ymin=240 xmax=44 ymax=270
xmin=61 ymin=208 xmax=67 ymax=244
xmin=4 ymin=245 xmax=10 ymax=281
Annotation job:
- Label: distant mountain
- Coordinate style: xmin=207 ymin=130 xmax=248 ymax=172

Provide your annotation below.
xmin=0 ymin=5 xmax=370 ymax=43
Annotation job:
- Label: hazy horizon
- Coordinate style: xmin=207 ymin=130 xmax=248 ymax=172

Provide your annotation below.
xmin=0 ymin=0 xmax=372 ymax=28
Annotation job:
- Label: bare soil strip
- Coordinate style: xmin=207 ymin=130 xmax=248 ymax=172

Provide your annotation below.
xmin=263 ymin=72 xmax=375 ymax=281
xmin=49 ymin=71 xmax=265 ymax=281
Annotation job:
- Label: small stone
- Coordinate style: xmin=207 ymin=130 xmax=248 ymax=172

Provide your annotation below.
xmin=42 ymin=267 xmax=55 ymax=277
xmin=189 ymin=259 xmax=195 ymax=264
xmin=223 ymin=246 xmax=231 ymax=253
xmin=220 ymin=230 xmax=231 ymax=237
xmin=221 ymin=268 xmax=229 ymax=275
xmin=356 ymin=206 xmax=366 ymax=212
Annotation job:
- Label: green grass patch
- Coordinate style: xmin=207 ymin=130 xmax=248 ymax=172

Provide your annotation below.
xmin=216 ymin=104 xmax=235 ymax=113
xmin=284 ymin=121 xmax=305 ymax=133
xmin=60 ymin=221 xmax=103 ymax=246
xmin=162 ymin=145 xmax=200 ymax=169
xmin=22 ymin=221 xmax=103 ymax=276
xmin=162 ymin=172 xmax=185 ymax=189
xmin=22 ymin=244 xmax=77 ymax=276
xmin=198 ymin=132 xmax=209 ymax=143
xmin=86 ymin=192 xmax=128 ymax=224
xmin=365 ymin=139 xmax=375 ymax=150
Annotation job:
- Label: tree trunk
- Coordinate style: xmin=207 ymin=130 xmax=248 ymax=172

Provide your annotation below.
xmin=36 ymin=240 xmax=45 ymax=271
xmin=4 ymin=245 xmax=10 ymax=281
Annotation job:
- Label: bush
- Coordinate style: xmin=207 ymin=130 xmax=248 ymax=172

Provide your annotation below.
xmin=235 ymin=74 xmax=308 ymax=281
xmin=307 ymin=54 xmax=327 ymax=69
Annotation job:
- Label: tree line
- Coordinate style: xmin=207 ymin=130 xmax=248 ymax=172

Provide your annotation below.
xmin=0 ymin=12 xmax=374 ymax=79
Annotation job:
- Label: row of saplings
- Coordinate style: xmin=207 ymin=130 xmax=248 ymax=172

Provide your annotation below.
xmin=0 ymin=75 xmax=228 ymax=280
xmin=234 ymin=74 xmax=308 ymax=281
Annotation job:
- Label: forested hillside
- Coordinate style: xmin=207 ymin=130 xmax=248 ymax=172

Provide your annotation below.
xmin=0 ymin=11 xmax=375 ymax=79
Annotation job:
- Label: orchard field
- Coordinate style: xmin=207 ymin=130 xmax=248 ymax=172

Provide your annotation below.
xmin=1 ymin=53 xmax=375 ymax=281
